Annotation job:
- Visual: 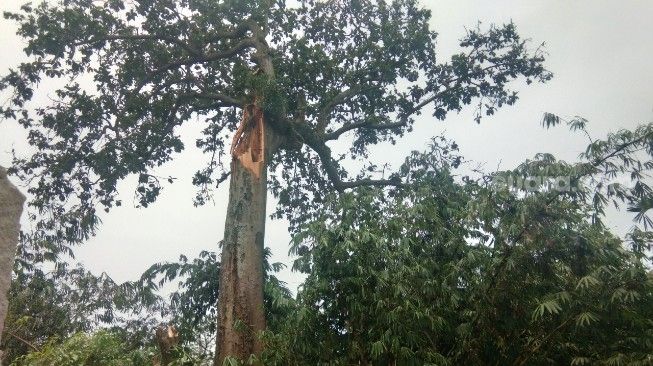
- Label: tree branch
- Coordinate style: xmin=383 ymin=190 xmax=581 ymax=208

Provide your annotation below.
xmin=154 ymin=38 xmax=257 ymax=75
xmin=320 ymin=64 xmax=519 ymax=141
xmin=180 ymin=92 xmax=242 ymax=108
xmin=322 ymin=82 xmax=457 ymax=141
xmin=133 ymin=38 xmax=258 ymax=94
xmin=324 ymin=118 xmax=408 ymax=141
xmin=74 ymin=34 xmax=201 ymax=57
xmin=513 ymin=316 xmax=574 ymax=366
xmin=297 ymin=124 xmax=402 ymax=191
xmin=316 ymin=84 xmax=376 ymax=132
xmin=5 ymin=329 xmax=39 ymax=352
xmin=206 ymin=19 xmax=259 ymax=42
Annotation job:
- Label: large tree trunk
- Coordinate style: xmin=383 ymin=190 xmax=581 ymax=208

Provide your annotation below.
xmin=214 ymin=157 xmax=267 ymax=364
xmin=214 ymin=106 xmax=278 ymax=365
xmin=0 ymin=167 xmax=25 ymax=365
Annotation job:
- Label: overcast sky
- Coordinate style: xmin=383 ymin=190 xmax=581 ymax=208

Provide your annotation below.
xmin=1 ymin=0 xmax=652 ymax=293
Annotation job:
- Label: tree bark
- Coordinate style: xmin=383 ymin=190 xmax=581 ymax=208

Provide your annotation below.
xmin=214 ymin=118 xmax=279 ymax=365
xmin=0 ymin=167 xmax=25 ymax=365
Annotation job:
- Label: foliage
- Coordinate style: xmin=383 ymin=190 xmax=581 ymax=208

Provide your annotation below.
xmin=0 ymin=0 xmax=550 ymax=255
xmin=10 ymin=331 xmax=156 ymax=366
xmin=1 ymin=259 xmax=162 ymax=365
xmin=6 ymin=120 xmax=653 ymax=365
xmin=1 ymin=1 xmax=550 ymax=361
xmin=137 ymin=247 xmax=295 ymax=363
xmin=2 ymin=267 xmax=82 ymax=364
xmin=261 ymin=124 xmax=653 ymax=365
xmin=7 ymin=0 xmax=653 ymax=364
xmin=2 ymin=245 xmax=294 ymax=365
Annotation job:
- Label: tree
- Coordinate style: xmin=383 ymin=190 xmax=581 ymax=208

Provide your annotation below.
xmin=2 ymin=243 xmax=294 ymax=365
xmin=1 ymin=257 xmax=162 ymax=365
xmin=262 ymin=123 xmax=653 ymax=365
xmin=137 ymin=247 xmax=295 ymax=364
xmin=10 ymin=330 xmax=156 ymax=366
xmin=0 ymin=0 xmax=550 ymax=362
xmin=6 ymin=120 xmax=653 ymax=365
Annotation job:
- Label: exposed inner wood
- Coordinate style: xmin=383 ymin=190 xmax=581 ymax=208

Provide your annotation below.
xmin=231 ymin=103 xmax=265 ymax=179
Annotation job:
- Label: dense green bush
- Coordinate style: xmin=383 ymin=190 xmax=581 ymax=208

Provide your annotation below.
xmin=10 ymin=331 xmax=155 ymax=366
xmin=262 ymin=127 xmax=653 ymax=365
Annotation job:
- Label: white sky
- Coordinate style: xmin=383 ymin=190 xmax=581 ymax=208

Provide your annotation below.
xmin=1 ymin=0 xmax=652 ymax=293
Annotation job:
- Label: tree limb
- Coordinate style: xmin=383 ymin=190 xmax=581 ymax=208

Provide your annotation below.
xmin=297 ymin=125 xmax=402 ymax=191
xmin=319 ymin=65 xmax=521 ymax=141
xmin=316 ymin=84 xmax=376 ymax=132
xmin=322 ymin=82 xmax=458 ymax=141
xmin=207 ymin=19 xmax=259 ymax=42
xmin=74 ymin=34 xmax=201 ymax=57
xmin=513 ymin=316 xmax=574 ymax=366
xmin=324 ymin=118 xmax=408 ymax=141
xmin=180 ymin=92 xmax=242 ymax=108
xmin=133 ymin=38 xmax=258 ymax=94
xmin=5 ymin=329 xmax=39 ymax=352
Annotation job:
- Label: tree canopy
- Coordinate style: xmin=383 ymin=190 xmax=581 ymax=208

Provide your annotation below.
xmin=1 ymin=0 xmax=550 ymax=254
xmin=6 ymin=0 xmax=652 ymax=365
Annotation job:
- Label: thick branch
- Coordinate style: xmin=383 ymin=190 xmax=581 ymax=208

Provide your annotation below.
xmin=180 ymin=92 xmax=242 ymax=108
xmin=134 ymin=38 xmax=258 ymax=93
xmin=297 ymin=124 xmax=402 ymax=191
xmin=322 ymin=83 xmax=456 ymax=141
xmin=74 ymin=34 xmax=201 ymax=56
xmin=316 ymin=85 xmax=375 ymax=132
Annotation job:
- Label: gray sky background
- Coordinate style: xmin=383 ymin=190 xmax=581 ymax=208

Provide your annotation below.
xmin=1 ymin=0 xmax=652 ymax=293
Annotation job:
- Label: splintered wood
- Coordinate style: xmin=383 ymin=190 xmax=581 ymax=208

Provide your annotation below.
xmin=231 ymin=103 xmax=265 ymax=178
